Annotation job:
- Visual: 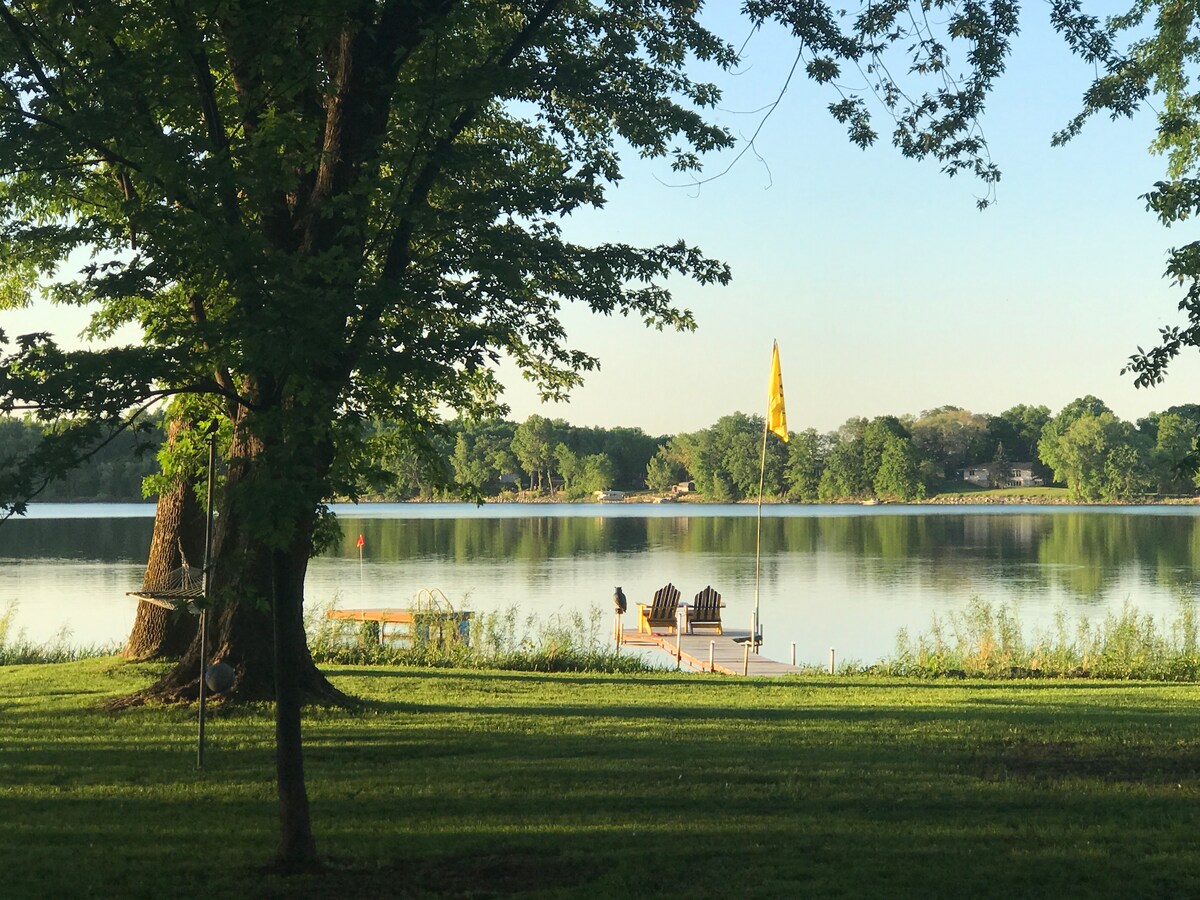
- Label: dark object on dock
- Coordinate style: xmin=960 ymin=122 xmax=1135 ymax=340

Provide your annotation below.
xmin=613 ymin=587 xmax=627 ymax=614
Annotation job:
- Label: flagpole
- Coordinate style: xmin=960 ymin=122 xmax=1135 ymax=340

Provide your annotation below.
xmin=753 ymin=410 xmax=768 ymax=655
xmin=755 ymin=340 xmax=788 ymax=657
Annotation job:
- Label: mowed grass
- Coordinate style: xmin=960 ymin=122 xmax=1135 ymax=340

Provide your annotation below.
xmin=4 ymin=661 xmax=1200 ymax=898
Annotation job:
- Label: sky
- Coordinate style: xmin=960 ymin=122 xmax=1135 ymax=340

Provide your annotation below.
xmin=3 ymin=5 xmax=1195 ymax=438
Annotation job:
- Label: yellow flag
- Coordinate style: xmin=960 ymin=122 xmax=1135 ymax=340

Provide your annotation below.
xmin=767 ymin=342 xmax=788 ymax=442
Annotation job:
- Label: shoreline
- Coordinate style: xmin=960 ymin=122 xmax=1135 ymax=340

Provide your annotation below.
xmin=25 ymin=494 xmax=1200 ymax=508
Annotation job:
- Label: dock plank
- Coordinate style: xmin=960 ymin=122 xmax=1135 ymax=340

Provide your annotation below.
xmin=620 ymin=628 xmax=802 ymax=676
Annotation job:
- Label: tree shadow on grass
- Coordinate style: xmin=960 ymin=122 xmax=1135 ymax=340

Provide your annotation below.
xmin=262 ymin=852 xmax=598 ymax=899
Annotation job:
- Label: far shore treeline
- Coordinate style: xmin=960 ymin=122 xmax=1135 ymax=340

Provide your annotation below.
xmin=6 ymin=395 xmax=1200 ymax=504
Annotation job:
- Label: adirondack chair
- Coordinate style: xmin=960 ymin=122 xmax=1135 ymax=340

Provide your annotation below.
xmin=687 ymin=585 xmax=724 ymax=634
xmin=637 ymin=583 xmax=681 ymax=634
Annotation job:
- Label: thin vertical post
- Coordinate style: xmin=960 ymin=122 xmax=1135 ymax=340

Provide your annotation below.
xmin=676 ymin=614 xmax=686 ymax=672
xmin=198 ymin=434 xmax=216 ymax=770
xmin=742 ymin=639 xmax=750 ymax=676
xmin=829 ymin=647 xmax=836 ymax=675
xmin=709 ymin=640 xmax=715 ymax=672
xmin=790 ymin=642 xmax=796 ymax=667
xmin=753 ymin=410 xmax=768 ymax=655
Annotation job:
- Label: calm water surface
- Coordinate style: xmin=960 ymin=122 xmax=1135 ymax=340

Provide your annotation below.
xmin=3 ymin=502 xmax=1199 ymax=664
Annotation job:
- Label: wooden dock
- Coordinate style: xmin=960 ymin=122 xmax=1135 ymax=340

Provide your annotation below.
xmin=326 ymin=608 xmax=473 ymax=645
xmin=620 ymin=627 xmax=803 ymax=677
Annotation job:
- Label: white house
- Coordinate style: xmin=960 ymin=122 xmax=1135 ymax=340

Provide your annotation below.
xmin=961 ymin=463 xmax=1043 ymax=488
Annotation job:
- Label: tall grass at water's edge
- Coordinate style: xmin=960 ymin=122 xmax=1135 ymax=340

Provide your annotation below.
xmin=0 ymin=604 xmax=117 ymax=665
xmin=305 ymin=599 xmax=656 ymax=674
xmin=307 ymin=593 xmax=1200 ymax=681
xmin=9 ymin=593 xmax=1200 ymax=681
xmin=882 ymin=596 xmax=1200 ymax=680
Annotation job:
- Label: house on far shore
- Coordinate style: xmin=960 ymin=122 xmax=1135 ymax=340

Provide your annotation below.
xmin=672 ymin=481 xmax=696 ymax=494
xmin=960 ymin=463 xmax=1043 ymax=488
xmin=594 ymin=489 xmax=626 ymax=501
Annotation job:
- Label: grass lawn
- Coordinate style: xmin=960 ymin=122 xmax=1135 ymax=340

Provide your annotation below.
xmin=4 ymin=660 xmax=1200 ymax=898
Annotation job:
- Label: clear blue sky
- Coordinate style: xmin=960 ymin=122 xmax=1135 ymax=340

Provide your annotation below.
xmin=499 ymin=6 xmax=1195 ymax=435
xmin=4 ymin=5 xmax=1193 ymax=437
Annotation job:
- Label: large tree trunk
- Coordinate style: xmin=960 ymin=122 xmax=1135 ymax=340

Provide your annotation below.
xmin=122 ymin=419 xmax=204 ymax=661
xmin=111 ymin=416 xmax=346 ymax=706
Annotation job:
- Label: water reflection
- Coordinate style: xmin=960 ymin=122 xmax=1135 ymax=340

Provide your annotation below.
xmin=325 ymin=512 xmax=1200 ymax=600
xmin=1 ymin=517 xmax=154 ymax=562
xmin=4 ymin=507 xmax=1199 ymax=662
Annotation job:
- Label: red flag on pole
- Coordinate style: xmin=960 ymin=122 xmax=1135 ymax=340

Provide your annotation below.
xmin=356 ymin=534 xmax=365 ymax=549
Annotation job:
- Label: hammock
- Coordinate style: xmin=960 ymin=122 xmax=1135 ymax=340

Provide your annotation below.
xmin=127 ymin=564 xmax=207 ymax=612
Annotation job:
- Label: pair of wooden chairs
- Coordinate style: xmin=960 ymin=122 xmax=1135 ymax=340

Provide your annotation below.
xmin=636 ymin=583 xmax=724 ymax=635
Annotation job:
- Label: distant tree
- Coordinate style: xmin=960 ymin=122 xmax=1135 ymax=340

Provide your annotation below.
xmin=1045 ymin=411 xmax=1147 ymax=501
xmin=911 ymin=407 xmax=991 ymax=474
xmin=722 ymin=425 xmax=767 ymax=498
xmin=1102 ymin=444 xmax=1152 ymax=502
xmin=554 ymin=444 xmax=581 ymax=497
xmin=862 ymin=416 xmax=911 ymax=485
xmin=990 ymin=404 xmax=1051 ymax=464
xmin=645 ymin=446 xmax=686 ymax=493
xmin=572 ymin=426 xmax=660 ymax=492
xmin=785 ymin=429 xmax=826 ymax=501
xmin=874 ymin=433 xmax=925 ymax=500
xmin=1037 ymin=397 xmax=1116 ymax=488
xmin=456 ymin=419 xmax=518 ymax=493
xmin=363 ymin=424 xmax=447 ymax=500
xmin=580 ymin=453 xmax=617 ymax=495
xmin=1148 ymin=412 xmax=1200 ymax=495
xmin=989 ymin=442 xmax=1012 ymax=488
xmin=675 ymin=413 xmax=784 ymax=501
xmin=450 ymin=435 xmax=490 ymax=498
xmin=512 ymin=416 xmax=560 ymax=493
xmin=820 ymin=437 xmax=870 ymax=500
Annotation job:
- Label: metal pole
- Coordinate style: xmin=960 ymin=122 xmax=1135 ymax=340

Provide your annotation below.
xmin=709 ymin=640 xmax=715 ymax=672
xmin=790 ymin=642 xmax=796 ymax=667
xmin=753 ymin=403 xmax=768 ymax=656
xmin=742 ymin=640 xmax=750 ymax=676
xmin=198 ymin=434 xmax=216 ymax=770
xmin=829 ymin=647 xmax=836 ymax=675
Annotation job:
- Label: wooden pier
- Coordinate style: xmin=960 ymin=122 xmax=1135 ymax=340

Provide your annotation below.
xmin=326 ymin=608 xmax=473 ymax=645
xmin=620 ymin=627 xmax=804 ymax=677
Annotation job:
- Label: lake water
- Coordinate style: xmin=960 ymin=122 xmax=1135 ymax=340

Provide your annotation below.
xmin=3 ymin=502 xmax=1200 ymax=665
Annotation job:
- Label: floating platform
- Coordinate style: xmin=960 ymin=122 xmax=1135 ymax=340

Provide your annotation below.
xmin=327 ymin=608 xmax=473 ymax=645
xmin=620 ymin=627 xmax=804 ymax=677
